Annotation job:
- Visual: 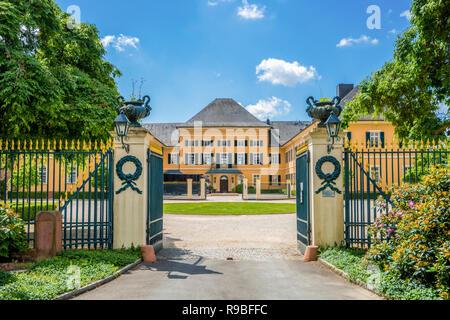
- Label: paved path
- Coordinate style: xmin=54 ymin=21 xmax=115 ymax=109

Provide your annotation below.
xmin=75 ymin=248 xmax=378 ymax=300
xmin=76 ymin=214 xmax=378 ymax=300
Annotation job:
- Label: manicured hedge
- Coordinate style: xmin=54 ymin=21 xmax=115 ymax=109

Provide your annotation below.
xmin=261 ymin=189 xmax=285 ymax=194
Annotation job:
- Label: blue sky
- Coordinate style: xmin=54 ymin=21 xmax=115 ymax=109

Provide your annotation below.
xmin=55 ymin=0 xmax=413 ymax=123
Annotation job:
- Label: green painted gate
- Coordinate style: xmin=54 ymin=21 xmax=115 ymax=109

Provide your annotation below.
xmin=296 ymin=150 xmax=310 ymax=253
xmin=0 ymin=141 xmax=114 ymax=250
xmin=146 ymin=148 xmax=164 ymax=252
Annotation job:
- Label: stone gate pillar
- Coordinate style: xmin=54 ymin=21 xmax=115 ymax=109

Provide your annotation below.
xmin=306 ymin=126 xmax=345 ymax=248
xmin=242 ymin=178 xmax=248 ymax=200
xmin=112 ymin=127 xmax=155 ymax=249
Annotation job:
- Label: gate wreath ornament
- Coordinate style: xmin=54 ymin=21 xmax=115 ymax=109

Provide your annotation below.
xmin=315 ymin=156 xmax=342 ymax=194
xmin=116 ymin=156 xmax=143 ymax=195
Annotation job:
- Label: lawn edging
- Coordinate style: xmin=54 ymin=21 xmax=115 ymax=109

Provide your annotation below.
xmin=54 ymin=258 xmax=142 ymax=300
xmin=318 ymin=258 xmax=384 ymax=299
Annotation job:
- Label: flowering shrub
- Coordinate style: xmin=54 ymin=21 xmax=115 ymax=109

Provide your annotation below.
xmin=366 ymin=166 xmax=450 ymax=299
xmin=0 ymin=203 xmax=28 ymax=260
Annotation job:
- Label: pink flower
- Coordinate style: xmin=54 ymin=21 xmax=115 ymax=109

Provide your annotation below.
xmin=386 ymin=229 xmax=394 ymax=234
xmin=395 ymin=212 xmax=403 ymax=217
xmin=408 ymin=201 xmax=415 ymax=209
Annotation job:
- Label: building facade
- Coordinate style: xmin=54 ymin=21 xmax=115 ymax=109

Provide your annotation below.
xmin=144 ymin=84 xmax=398 ymax=193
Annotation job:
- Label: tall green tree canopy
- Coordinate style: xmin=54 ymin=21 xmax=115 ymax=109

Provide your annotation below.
xmin=342 ymin=0 xmax=449 ymax=141
xmin=0 ymin=0 xmax=121 ymax=141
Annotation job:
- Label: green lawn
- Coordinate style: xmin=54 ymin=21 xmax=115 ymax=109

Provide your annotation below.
xmin=164 ymin=202 xmax=296 ymax=215
xmin=0 ymin=248 xmax=141 ymax=300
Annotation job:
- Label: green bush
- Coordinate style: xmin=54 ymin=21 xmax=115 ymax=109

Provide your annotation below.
xmin=0 ymin=179 xmax=6 ymax=195
xmin=261 ymin=189 xmax=285 ymax=194
xmin=0 ymin=202 xmax=57 ymax=221
xmin=0 ymin=204 xmax=29 ymax=260
xmin=366 ymin=165 xmax=450 ymax=299
xmin=320 ymin=247 xmax=444 ymax=300
xmin=232 ymin=184 xmax=243 ymax=193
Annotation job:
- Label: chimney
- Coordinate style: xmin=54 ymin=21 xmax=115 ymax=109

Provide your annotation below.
xmin=337 ymin=84 xmax=354 ymax=99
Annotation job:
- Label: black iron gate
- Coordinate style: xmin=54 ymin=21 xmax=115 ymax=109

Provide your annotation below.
xmin=146 ymin=148 xmax=164 ymax=252
xmin=296 ymin=150 xmax=310 ymax=253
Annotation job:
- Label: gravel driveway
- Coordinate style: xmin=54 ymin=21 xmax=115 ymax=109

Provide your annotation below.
xmin=164 ymin=213 xmax=297 ymax=249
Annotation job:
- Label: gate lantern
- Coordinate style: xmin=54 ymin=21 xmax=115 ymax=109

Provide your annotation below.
xmin=114 ymin=111 xmax=131 ymax=153
xmin=324 ymin=111 xmax=341 ymax=154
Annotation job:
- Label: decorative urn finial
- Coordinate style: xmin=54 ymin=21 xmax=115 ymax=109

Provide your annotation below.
xmin=116 ymin=95 xmax=152 ymax=127
xmin=306 ymin=96 xmax=343 ymax=127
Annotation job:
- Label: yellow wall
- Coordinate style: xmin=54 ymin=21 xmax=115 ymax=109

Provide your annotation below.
xmin=160 ymin=120 xmax=417 ymax=193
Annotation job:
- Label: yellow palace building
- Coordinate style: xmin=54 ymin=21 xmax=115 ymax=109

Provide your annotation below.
xmin=144 ymin=84 xmax=399 ymax=193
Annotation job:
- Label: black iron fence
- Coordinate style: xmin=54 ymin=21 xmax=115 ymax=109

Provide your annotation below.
xmin=344 ymin=143 xmax=448 ymax=248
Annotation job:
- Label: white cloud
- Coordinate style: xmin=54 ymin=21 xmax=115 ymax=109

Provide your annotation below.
xmin=336 ymin=35 xmax=379 ymax=48
xmin=245 ymin=97 xmax=291 ymax=120
xmin=101 ymin=34 xmax=140 ymax=52
xmin=400 ymin=10 xmax=411 ymax=21
xmin=237 ymin=0 xmax=265 ymax=20
xmin=389 ymin=29 xmax=397 ymax=34
xmin=100 ymin=35 xmax=115 ymax=48
xmin=207 ymin=0 xmax=234 ymax=6
xmin=256 ymin=58 xmax=319 ymax=87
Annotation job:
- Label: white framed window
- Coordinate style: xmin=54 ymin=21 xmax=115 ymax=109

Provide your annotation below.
xmin=369 ymin=131 xmax=380 ymax=147
xmin=220 ymin=153 xmax=228 ymax=165
xmin=237 ymin=153 xmax=245 ymax=165
xmin=66 ymin=167 xmax=77 ymax=185
xmin=185 ymin=153 xmax=196 ymax=165
xmin=285 ymin=150 xmax=293 ymax=163
xmin=252 ymin=174 xmax=260 ymax=186
xmin=202 ymin=140 xmax=213 ymax=147
xmin=184 ymin=140 xmax=198 ymax=147
xmin=270 ymin=154 xmax=280 ymax=164
xmin=203 ymin=153 xmax=212 ymax=165
xmin=271 ymin=175 xmax=280 ymax=185
xmin=252 ymin=153 xmax=263 ymax=165
xmin=218 ymin=140 xmax=231 ymax=147
xmin=250 ymin=140 xmax=263 ymax=147
xmin=169 ymin=153 xmax=180 ymax=165
xmin=38 ymin=165 xmax=48 ymax=184
xmin=236 ymin=140 xmax=246 ymax=147
xmin=370 ymin=166 xmax=381 ymax=183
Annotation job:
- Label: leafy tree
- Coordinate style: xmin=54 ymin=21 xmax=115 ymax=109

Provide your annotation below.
xmin=342 ymin=0 xmax=449 ymax=141
xmin=0 ymin=0 xmax=121 ymax=141
xmin=9 ymin=158 xmax=41 ymax=190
